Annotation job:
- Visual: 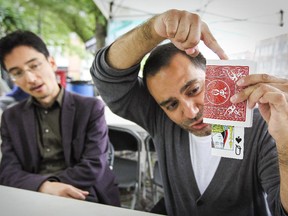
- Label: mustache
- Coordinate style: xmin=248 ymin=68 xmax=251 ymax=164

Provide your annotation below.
xmin=182 ymin=111 xmax=203 ymax=126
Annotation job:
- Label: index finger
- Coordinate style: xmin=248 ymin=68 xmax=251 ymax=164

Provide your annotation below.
xmin=237 ymin=74 xmax=288 ymax=87
xmin=201 ymin=22 xmax=228 ymax=60
xmin=68 ymin=188 xmax=89 ymax=200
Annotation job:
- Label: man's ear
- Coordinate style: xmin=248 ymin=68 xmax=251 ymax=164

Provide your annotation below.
xmin=48 ymin=56 xmax=57 ymax=71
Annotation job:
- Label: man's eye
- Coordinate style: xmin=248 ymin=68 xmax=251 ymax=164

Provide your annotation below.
xmin=167 ymin=101 xmax=178 ymax=111
xmin=187 ymin=86 xmax=200 ymax=96
xmin=30 ymin=63 xmax=40 ymax=70
xmin=12 ymin=70 xmax=24 ymax=77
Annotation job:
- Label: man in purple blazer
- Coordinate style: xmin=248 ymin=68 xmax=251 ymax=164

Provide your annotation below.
xmin=0 ymin=30 xmax=120 ymax=206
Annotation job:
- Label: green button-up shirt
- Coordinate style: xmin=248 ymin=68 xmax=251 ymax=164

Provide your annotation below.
xmin=28 ymin=87 xmax=66 ymax=175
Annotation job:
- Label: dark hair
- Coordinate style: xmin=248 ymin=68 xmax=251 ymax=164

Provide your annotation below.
xmin=143 ymin=42 xmax=206 ymax=86
xmin=0 ymin=30 xmax=50 ymax=71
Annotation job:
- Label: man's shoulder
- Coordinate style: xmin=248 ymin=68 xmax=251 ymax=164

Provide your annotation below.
xmin=2 ymin=99 xmax=28 ymax=112
xmin=64 ymin=90 xmax=104 ymax=108
xmin=1 ymin=99 xmax=29 ymax=124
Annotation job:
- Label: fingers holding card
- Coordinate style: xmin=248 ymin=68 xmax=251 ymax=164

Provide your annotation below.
xmin=203 ymin=60 xmax=257 ymax=127
xmin=204 ymin=60 xmax=256 ymax=160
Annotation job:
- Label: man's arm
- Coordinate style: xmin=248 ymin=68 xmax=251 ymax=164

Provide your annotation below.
xmin=231 ymin=74 xmax=288 ymax=212
xmin=107 ymin=9 xmax=227 ymax=70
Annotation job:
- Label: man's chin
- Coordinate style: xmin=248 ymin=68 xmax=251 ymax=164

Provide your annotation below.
xmin=184 ymin=124 xmax=212 ymax=136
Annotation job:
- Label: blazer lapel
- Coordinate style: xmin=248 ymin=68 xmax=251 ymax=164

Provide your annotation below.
xmin=22 ymin=100 xmax=40 ymax=169
xmin=61 ymin=91 xmax=75 ymax=165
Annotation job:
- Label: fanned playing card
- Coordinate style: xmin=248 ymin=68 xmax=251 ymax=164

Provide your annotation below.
xmin=203 ymin=60 xmax=256 ymax=127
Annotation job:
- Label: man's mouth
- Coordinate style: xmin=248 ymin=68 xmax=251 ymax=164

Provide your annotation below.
xmin=189 ymin=119 xmax=209 ymax=130
xmin=30 ymin=84 xmax=43 ymax=92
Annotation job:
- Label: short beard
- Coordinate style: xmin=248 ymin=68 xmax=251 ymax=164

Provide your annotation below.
xmin=181 ymin=123 xmax=212 ymax=136
xmin=180 ymin=109 xmax=212 ymax=136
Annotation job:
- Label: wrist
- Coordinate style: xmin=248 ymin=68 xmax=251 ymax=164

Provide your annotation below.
xmin=279 ymin=154 xmax=288 ymax=167
xmin=141 ymin=16 xmax=165 ymax=44
xmin=38 ymin=180 xmax=50 ymax=192
xmin=276 ymin=141 xmax=288 ymax=166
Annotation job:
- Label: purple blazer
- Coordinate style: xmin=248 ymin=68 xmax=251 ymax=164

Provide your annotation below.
xmin=0 ymin=90 xmax=120 ymax=206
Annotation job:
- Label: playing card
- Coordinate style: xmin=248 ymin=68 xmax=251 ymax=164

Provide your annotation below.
xmin=203 ymin=60 xmax=256 ymax=127
xmin=211 ymin=125 xmax=244 ymax=160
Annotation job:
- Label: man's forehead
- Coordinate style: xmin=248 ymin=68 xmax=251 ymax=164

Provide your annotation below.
xmin=147 ymin=66 xmax=205 ymax=87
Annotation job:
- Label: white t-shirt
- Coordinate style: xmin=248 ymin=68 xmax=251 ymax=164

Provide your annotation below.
xmin=189 ymin=133 xmax=221 ymax=195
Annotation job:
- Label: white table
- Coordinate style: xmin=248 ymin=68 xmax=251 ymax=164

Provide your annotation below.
xmin=0 ymin=185 xmax=162 ymax=216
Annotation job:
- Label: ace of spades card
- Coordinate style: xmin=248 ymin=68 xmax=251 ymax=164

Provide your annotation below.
xmin=203 ymin=60 xmax=256 ymax=127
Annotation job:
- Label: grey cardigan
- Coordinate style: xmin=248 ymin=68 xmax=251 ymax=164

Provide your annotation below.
xmin=91 ymin=47 xmax=287 ymax=216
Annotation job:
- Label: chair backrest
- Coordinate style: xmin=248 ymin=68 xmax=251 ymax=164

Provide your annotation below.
xmin=107 ymin=140 xmax=115 ymax=169
xmin=144 ymin=135 xmax=156 ymax=178
xmin=144 ymin=135 xmax=163 ymax=205
xmin=144 ymin=135 xmax=163 ymax=186
xmin=108 ymin=125 xmax=143 ymax=209
xmin=145 ymin=135 xmax=156 ymax=152
xmin=108 ymin=125 xmax=142 ymax=152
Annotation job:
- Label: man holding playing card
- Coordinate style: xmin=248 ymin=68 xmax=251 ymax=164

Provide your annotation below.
xmin=91 ymin=9 xmax=288 ymax=216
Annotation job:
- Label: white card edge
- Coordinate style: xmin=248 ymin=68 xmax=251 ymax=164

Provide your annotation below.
xmin=211 ymin=148 xmax=243 ymax=160
xmin=207 ymin=59 xmax=257 ymax=68
xmin=203 ymin=115 xmax=253 ymax=127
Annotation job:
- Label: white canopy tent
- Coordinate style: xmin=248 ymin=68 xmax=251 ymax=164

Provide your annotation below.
xmin=93 ymin=0 xmax=288 ymax=59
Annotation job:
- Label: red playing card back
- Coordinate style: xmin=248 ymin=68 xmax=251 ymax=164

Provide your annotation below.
xmin=203 ymin=60 xmax=256 ymax=127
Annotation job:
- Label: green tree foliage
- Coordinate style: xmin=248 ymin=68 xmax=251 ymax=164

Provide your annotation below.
xmin=0 ymin=0 xmax=107 ymax=52
xmin=0 ymin=2 xmax=25 ymax=37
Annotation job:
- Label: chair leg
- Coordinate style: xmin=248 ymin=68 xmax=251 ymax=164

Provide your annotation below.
xmin=155 ymin=186 xmax=159 ymax=204
xmin=130 ymin=183 xmax=139 ymax=209
xmin=142 ymin=171 xmax=147 ymax=199
xmin=130 ymin=193 xmax=136 ymax=209
xmin=152 ymin=183 xmax=158 ymax=204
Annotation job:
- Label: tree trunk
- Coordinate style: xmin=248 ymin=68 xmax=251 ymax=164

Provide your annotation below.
xmin=95 ymin=17 xmax=107 ymax=52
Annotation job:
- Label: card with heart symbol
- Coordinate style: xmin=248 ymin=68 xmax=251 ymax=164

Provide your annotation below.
xmin=203 ymin=60 xmax=256 ymax=127
xmin=211 ymin=125 xmax=244 ymax=159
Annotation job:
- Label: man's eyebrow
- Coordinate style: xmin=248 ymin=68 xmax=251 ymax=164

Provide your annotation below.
xmin=159 ymin=79 xmax=198 ymax=107
xmin=8 ymin=58 xmax=38 ymax=73
xmin=159 ymin=97 xmax=176 ymax=107
xmin=179 ymin=79 xmax=197 ymax=94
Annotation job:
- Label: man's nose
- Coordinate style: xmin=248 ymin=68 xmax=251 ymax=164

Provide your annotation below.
xmin=24 ymin=71 xmax=37 ymax=83
xmin=182 ymin=100 xmax=199 ymax=119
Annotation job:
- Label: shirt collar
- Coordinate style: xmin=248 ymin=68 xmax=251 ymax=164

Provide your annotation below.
xmin=28 ymin=85 xmax=64 ymax=108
